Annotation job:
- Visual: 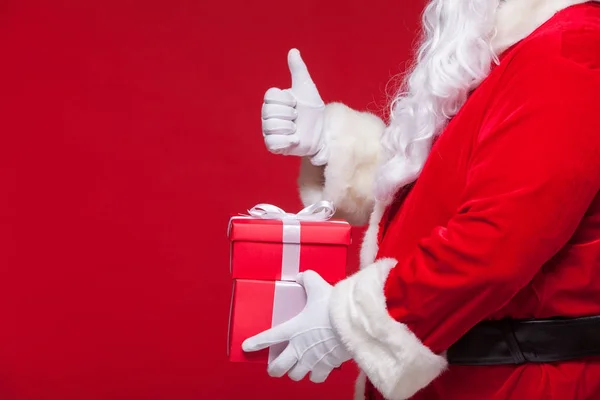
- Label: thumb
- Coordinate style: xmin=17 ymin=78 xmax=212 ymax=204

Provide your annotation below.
xmin=287 ymin=49 xmax=322 ymax=103
xmin=296 ymin=270 xmax=331 ymax=301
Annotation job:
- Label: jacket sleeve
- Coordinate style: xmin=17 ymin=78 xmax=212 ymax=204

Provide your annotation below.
xmin=328 ymin=40 xmax=600 ymax=399
xmin=297 ymin=102 xmax=386 ymax=226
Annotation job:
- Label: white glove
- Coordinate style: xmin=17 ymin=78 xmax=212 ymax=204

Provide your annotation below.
xmin=242 ymin=271 xmax=351 ymax=383
xmin=261 ymin=49 xmax=328 ymax=166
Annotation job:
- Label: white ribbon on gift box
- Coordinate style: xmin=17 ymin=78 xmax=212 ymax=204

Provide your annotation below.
xmin=268 ymin=281 xmax=307 ymax=362
xmin=245 ymin=201 xmax=336 ymax=222
xmin=242 ymin=200 xmax=336 ymax=281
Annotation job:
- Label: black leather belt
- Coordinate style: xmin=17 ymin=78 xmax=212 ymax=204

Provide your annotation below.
xmin=446 ymin=315 xmax=600 ymax=365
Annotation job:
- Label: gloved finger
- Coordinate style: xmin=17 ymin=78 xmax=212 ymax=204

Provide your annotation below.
xmin=264 ymin=87 xmax=296 ymax=107
xmin=288 ymin=49 xmax=312 ymax=85
xmin=262 ymin=103 xmax=297 ymax=121
xmin=242 ymin=322 xmax=295 ymax=352
xmin=309 ymin=364 xmax=333 ymax=383
xmin=262 ymin=119 xmax=296 ymax=135
xmin=264 ymin=135 xmax=300 ymax=153
xmin=287 ymin=49 xmax=323 ymax=105
xmin=267 ymin=346 xmax=298 ymax=378
xmin=296 ymin=270 xmax=331 ymax=300
xmin=287 ymin=363 xmax=310 ymax=382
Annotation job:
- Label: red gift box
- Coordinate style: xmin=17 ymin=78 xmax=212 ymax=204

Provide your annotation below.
xmin=227 ymin=202 xmax=351 ymax=363
xmin=227 ymin=279 xmax=306 ymax=363
xmin=228 ymin=205 xmax=351 ymax=284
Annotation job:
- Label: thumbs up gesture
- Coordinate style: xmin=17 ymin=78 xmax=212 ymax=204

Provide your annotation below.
xmin=262 ymin=49 xmax=328 ymax=165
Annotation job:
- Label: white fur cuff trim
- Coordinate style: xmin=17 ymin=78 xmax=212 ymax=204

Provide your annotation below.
xmin=298 ymin=102 xmax=385 ymax=226
xmin=329 ymin=258 xmax=448 ymax=400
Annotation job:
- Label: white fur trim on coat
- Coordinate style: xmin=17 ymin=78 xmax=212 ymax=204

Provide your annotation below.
xmin=329 ymin=259 xmax=448 ymax=400
xmin=354 ymin=371 xmax=367 ymax=400
xmin=297 ymin=102 xmax=386 ymax=226
xmin=359 ymin=201 xmax=387 ymax=269
xmin=493 ymin=0 xmax=595 ymax=54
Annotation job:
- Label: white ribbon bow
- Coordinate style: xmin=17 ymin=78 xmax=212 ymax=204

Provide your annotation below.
xmin=246 ymin=200 xmax=336 ymax=221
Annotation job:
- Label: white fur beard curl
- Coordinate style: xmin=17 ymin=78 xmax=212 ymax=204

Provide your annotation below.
xmin=374 ymin=0 xmax=500 ymax=203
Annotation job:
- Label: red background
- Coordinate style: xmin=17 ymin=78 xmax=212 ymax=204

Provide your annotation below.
xmin=0 ymin=1 xmax=423 ymax=398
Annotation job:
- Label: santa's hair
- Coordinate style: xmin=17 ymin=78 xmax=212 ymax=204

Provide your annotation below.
xmin=375 ymin=0 xmax=500 ymax=202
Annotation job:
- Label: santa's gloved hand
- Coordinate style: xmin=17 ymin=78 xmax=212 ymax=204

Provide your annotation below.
xmin=242 ymin=270 xmax=351 ymax=383
xmin=261 ymin=49 xmax=328 ymax=165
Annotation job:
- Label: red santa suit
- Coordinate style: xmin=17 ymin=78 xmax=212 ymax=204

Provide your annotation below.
xmin=297 ymin=1 xmax=600 ymax=399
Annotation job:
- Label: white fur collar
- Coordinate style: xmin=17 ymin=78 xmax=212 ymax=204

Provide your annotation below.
xmin=493 ymin=0 xmax=596 ymax=54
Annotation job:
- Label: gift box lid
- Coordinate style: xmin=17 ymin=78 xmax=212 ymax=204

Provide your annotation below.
xmin=228 ymin=217 xmax=351 ymax=245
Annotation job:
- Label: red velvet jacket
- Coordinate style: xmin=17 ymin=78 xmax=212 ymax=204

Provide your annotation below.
xmin=298 ymin=3 xmax=600 ymax=400
xmin=376 ymin=4 xmax=600 ymax=399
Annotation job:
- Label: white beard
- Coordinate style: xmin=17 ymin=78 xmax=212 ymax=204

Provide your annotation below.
xmin=374 ymin=0 xmax=500 ymax=202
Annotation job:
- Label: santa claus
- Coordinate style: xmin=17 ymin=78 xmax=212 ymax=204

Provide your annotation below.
xmin=242 ymin=0 xmax=600 ymax=399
